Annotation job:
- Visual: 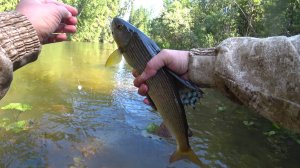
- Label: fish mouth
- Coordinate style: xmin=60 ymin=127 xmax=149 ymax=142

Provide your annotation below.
xmin=111 ymin=17 xmax=123 ymax=31
xmin=111 ymin=17 xmax=134 ymax=51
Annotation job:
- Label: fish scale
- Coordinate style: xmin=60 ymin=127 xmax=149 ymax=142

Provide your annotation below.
xmin=126 ymin=33 xmax=193 ymax=158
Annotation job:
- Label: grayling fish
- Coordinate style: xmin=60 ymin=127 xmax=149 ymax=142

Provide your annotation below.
xmin=106 ymin=17 xmax=204 ymax=166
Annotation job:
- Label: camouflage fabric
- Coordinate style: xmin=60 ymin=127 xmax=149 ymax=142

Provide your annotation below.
xmin=189 ymin=35 xmax=300 ymax=133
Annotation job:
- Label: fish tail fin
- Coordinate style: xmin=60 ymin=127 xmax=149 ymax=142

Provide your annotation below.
xmin=170 ymin=148 xmax=203 ymax=167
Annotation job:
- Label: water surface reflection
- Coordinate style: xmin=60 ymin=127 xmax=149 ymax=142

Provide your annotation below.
xmin=0 ymin=42 xmax=298 ymax=168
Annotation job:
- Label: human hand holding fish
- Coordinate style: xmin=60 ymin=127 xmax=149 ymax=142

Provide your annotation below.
xmin=132 ymin=49 xmax=190 ymax=104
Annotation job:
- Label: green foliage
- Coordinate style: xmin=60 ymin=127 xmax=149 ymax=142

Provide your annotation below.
xmin=264 ymin=130 xmax=277 ymax=136
xmin=62 ymin=0 xmax=133 ymax=42
xmin=217 ymin=106 xmax=226 ymax=112
xmin=129 ymin=7 xmax=151 ymax=35
xmin=146 ymin=123 xmax=159 ymax=133
xmin=150 ymin=1 xmax=198 ymax=49
xmin=243 ymin=121 xmax=255 ymax=126
xmin=0 ymin=0 xmax=18 ymax=12
xmin=263 ymin=122 xmax=300 ymax=144
xmin=5 ymin=120 xmax=26 ymax=133
xmin=150 ymin=0 xmax=300 ymax=49
xmin=1 ymin=0 xmax=299 ymax=46
xmin=0 ymin=118 xmax=33 ymax=133
xmin=1 ymin=103 xmax=32 ymax=112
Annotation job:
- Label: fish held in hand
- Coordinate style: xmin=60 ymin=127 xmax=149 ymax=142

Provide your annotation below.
xmin=106 ymin=17 xmax=204 ymax=166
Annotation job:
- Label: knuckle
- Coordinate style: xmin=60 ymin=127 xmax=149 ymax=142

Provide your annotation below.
xmin=160 ymin=49 xmax=169 ymax=56
xmin=146 ymin=61 xmax=153 ymax=69
xmin=133 ymin=79 xmax=139 ymax=87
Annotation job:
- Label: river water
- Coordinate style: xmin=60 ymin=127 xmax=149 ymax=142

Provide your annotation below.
xmin=0 ymin=42 xmax=298 ymax=168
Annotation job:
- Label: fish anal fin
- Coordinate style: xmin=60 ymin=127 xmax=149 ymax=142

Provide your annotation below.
xmin=156 ymin=122 xmax=172 ymax=138
xmin=170 ymin=149 xmax=203 ymax=167
xmin=105 ymin=49 xmax=122 ymax=67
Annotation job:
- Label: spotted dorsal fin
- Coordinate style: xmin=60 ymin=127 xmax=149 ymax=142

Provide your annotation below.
xmin=179 ymin=88 xmax=204 ymax=108
xmin=141 ymin=34 xmax=204 ymax=107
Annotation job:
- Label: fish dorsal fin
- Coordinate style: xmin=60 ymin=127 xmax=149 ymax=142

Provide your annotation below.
xmin=147 ymin=39 xmax=161 ymax=56
xmin=105 ymin=49 xmax=122 ymax=67
xmin=139 ymin=33 xmax=161 ymax=57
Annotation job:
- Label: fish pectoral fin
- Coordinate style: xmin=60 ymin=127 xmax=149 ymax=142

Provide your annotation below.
xmin=105 ymin=49 xmax=122 ymax=67
xmin=170 ymin=149 xmax=203 ymax=167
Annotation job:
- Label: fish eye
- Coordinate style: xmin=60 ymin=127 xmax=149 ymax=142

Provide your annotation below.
xmin=116 ymin=24 xmax=124 ymax=30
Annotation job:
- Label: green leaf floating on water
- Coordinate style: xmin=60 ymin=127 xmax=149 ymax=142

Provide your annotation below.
xmin=0 ymin=118 xmax=9 ymax=127
xmin=0 ymin=118 xmax=33 ymax=133
xmin=243 ymin=121 xmax=254 ymax=126
xmin=217 ymin=106 xmax=226 ymax=112
xmin=146 ymin=123 xmax=159 ymax=133
xmin=264 ymin=131 xmax=276 ymax=136
xmin=272 ymin=123 xmax=281 ymax=130
xmin=5 ymin=120 xmax=26 ymax=132
xmin=1 ymin=103 xmax=32 ymax=112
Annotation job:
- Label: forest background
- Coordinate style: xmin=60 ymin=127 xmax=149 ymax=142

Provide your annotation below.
xmin=1 ymin=0 xmax=299 ymax=49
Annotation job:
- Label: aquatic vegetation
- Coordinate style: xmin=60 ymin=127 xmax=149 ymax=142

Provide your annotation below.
xmin=1 ymin=103 xmax=32 ymax=112
xmin=0 ymin=103 xmax=33 ymax=133
xmin=146 ymin=123 xmax=160 ymax=134
xmin=264 ymin=123 xmax=300 ymax=144
xmin=243 ymin=121 xmax=255 ymax=127
xmin=0 ymin=118 xmax=33 ymax=133
xmin=69 ymin=157 xmax=86 ymax=168
xmin=264 ymin=130 xmax=276 ymax=136
xmin=216 ymin=104 xmax=226 ymax=112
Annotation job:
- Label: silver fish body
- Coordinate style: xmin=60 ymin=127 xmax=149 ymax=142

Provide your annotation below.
xmin=108 ymin=17 xmax=203 ymax=166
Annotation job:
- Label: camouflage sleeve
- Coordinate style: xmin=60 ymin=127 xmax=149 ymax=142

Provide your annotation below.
xmin=0 ymin=11 xmax=41 ymax=99
xmin=188 ymin=35 xmax=300 ymax=133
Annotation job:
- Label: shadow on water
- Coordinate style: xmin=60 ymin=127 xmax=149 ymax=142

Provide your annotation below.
xmin=0 ymin=42 xmax=298 ymax=168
